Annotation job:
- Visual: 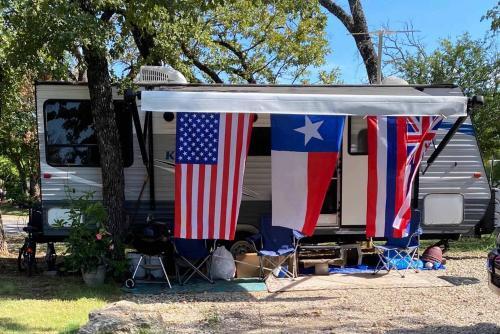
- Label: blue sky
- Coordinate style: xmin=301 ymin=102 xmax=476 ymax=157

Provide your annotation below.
xmin=320 ymin=0 xmax=497 ymax=83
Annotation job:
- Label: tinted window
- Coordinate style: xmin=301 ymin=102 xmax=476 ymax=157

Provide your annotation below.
xmin=348 ymin=117 xmax=368 ymax=155
xmin=44 ymin=100 xmax=133 ymax=167
xmin=248 ymin=127 xmax=271 ymax=156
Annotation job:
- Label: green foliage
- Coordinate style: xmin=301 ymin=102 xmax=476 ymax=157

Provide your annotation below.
xmin=54 ymin=190 xmax=126 ymax=274
xmin=482 ymin=1 xmax=499 ymax=33
xmin=0 ymin=156 xmax=24 ymax=203
xmin=385 ymin=34 xmax=499 ymax=162
xmin=129 ymin=1 xmax=329 ymax=83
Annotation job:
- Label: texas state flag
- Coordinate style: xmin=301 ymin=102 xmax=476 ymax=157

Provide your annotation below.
xmin=271 ymin=114 xmax=345 ymax=236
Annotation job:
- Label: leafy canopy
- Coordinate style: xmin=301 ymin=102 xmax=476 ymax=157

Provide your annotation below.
xmin=385 ymin=34 xmax=499 ymax=161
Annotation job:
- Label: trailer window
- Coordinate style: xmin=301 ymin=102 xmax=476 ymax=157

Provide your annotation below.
xmin=44 ymin=100 xmax=133 ymax=167
xmin=248 ymin=127 xmax=271 ymax=156
xmin=348 ymin=117 xmax=368 ymax=155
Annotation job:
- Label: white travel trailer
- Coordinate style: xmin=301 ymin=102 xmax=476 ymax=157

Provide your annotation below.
xmin=32 ymin=72 xmax=493 ymax=252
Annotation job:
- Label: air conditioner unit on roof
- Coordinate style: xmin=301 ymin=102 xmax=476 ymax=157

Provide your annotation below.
xmin=134 ymin=65 xmax=188 ymax=84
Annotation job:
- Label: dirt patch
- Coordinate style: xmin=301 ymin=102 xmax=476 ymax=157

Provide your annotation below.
xmin=77 ymin=254 xmax=500 ymax=333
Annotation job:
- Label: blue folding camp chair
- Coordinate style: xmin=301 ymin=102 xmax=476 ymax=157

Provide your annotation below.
xmin=173 ymin=238 xmax=214 ymax=285
xmin=248 ymin=216 xmax=304 ymax=279
xmin=373 ymin=210 xmax=422 ymax=278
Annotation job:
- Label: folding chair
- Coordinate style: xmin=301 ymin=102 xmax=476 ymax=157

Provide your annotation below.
xmin=248 ymin=216 xmax=304 ymax=279
xmin=373 ymin=211 xmax=422 ymax=278
xmin=173 ymin=238 xmax=214 ymax=285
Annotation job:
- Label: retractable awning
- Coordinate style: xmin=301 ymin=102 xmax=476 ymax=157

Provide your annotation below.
xmin=140 ymin=84 xmax=468 ymax=117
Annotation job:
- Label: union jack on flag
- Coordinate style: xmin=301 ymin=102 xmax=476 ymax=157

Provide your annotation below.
xmin=407 ymin=116 xmax=443 ymax=164
xmin=392 ymin=116 xmax=442 ymax=237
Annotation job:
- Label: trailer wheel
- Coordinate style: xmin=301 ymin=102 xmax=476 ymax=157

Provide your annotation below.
xmin=229 ymin=240 xmax=255 ymax=258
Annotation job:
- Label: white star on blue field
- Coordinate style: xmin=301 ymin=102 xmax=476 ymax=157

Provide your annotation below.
xmin=176 ymin=113 xmax=219 ymax=164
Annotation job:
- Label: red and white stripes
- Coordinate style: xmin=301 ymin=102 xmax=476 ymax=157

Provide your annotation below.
xmin=174 ymin=113 xmax=253 ymax=240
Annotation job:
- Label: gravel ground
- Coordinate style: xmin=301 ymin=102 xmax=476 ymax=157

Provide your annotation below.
xmin=118 ymin=251 xmax=499 ymax=334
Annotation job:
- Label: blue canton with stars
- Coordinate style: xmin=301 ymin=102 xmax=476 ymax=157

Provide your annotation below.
xmin=175 ymin=112 xmax=219 ymax=164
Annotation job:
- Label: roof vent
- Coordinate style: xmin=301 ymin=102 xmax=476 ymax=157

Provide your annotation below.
xmin=134 ymin=65 xmax=188 ymax=84
xmin=382 ymin=76 xmax=409 ymax=85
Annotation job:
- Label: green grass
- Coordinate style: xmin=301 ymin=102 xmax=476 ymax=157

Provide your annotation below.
xmin=0 ymin=202 xmax=29 ymax=216
xmin=0 ymin=298 xmax=109 ymax=334
xmin=0 ymin=259 xmax=121 ymax=334
xmin=421 ymin=233 xmax=498 ymax=254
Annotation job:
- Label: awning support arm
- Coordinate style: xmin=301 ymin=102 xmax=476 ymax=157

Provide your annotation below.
xmin=147 ymin=110 xmax=156 ymax=210
xmin=125 ymin=89 xmax=149 ymax=168
xmin=422 ymin=96 xmax=484 ymax=175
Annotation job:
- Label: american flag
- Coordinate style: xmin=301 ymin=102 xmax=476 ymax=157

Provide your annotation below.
xmin=392 ymin=116 xmax=443 ymax=237
xmin=174 ymin=112 xmax=253 ymax=240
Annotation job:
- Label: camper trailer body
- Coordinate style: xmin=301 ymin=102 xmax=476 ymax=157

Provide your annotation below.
xmin=35 ymin=82 xmax=492 ymax=242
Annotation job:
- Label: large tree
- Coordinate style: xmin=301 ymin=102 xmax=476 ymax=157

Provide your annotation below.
xmin=78 ymin=2 xmax=126 ymax=242
xmin=2 ymin=1 xmax=128 ymax=247
xmin=121 ymin=1 xmax=330 ymax=84
xmin=1 ymin=0 xmax=332 ymax=251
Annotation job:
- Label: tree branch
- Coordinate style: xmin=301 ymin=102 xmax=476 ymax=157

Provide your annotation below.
xmin=130 ymin=23 xmax=161 ymax=65
xmin=319 ymin=0 xmax=354 ymax=31
xmin=215 ymin=38 xmax=256 ymax=83
xmin=180 ymin=44 xmax=224 ymax=83
xmin=321 ymin=0 xmax=378 ymax=83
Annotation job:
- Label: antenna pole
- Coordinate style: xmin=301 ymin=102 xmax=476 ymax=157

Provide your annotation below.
xmin=349 ymin=29 xmax=419 ymax=85
xmin=377 ymin=30 xmax=383 ymax=84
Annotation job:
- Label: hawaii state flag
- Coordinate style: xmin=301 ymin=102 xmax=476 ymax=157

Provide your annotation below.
xmin=174 ymin=112 xmax=253 ymax=240
xmin=392 ymin=116 xmax=443 ymax=237
xmin=366 ymin=116 xmax=442 ymax=238
xmin=365 ymin=116 xmax=408 ymax=238
xmin=271 ymin=114 xmax=344 ymax=236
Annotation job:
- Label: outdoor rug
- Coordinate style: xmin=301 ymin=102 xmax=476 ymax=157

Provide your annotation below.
xmin=265 ymin=272 xmax=454 ymax=293
xmin=123 ymin=278 xmax=267 ymax=294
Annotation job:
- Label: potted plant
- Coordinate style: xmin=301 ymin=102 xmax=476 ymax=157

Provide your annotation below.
xmin=55 ymin=191 xmax=115 ymax=287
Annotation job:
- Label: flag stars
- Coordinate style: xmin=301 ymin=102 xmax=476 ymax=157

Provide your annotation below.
xmin=294 ymin=116 xmax=324 ymax=146
xmin=176 ymin=112 xmax=219 ymax=164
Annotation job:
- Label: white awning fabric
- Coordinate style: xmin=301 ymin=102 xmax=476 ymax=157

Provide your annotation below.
xmin=140 ymin=85 xmax=468 ymax=117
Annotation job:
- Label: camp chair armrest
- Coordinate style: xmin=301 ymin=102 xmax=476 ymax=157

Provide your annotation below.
xmin=292 ymin=230 xmax=305 ymax=241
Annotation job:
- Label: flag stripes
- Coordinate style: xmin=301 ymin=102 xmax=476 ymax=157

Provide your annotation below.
xmin=366 ymin=116 xmax=442 ymax=239
xmin=174 ymin=113 xmax=253 ymax=240
xmin=366 ymin=116 xmax=408 ymax=238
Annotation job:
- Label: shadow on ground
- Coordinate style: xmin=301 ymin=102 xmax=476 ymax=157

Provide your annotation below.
xmin=0 ymin=256 xmax=121 ymax=302
xmin=386 ymin=323 xmax=500 ymax=334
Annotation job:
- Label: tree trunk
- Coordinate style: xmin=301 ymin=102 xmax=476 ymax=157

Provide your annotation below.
xmin=82 ymin=45 xmax=127 ymax=243
xmin=348 ymin=0 xmax=378 ymax=84
xmin=131 ymin=24 xmax=161 ymax=65
xmin=319 ymin=0 xmax=378 ymax=83
xmin=0 ymin=212 xmax=7 ymax=254
xmin=29 ymin=174 xmax=40 ymax=201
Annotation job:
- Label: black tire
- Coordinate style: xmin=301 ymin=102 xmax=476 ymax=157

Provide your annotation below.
xmin=229 ymin=239 xmax=255 ymax=257
xmin=124 ymin=278 xmax=136 ymax=289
